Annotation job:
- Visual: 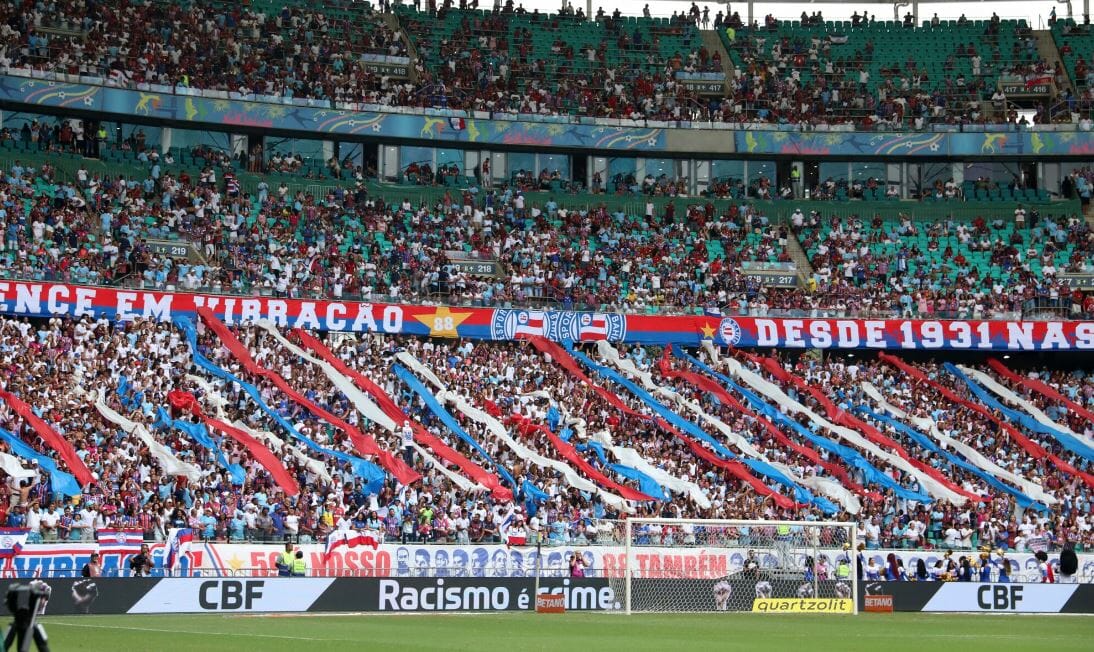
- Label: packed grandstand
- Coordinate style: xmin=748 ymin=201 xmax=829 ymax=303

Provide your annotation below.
xmin=0 ymin=0 xmax=1089 ymax=589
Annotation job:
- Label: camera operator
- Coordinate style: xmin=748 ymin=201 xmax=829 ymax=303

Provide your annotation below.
xmin=129 ymin=544 xmax=153 ymax=577
xmin=4 ymin=580 xmax=51 ymax=651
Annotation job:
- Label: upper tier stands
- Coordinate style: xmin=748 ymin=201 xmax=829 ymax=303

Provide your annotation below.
xmin=1051 ymin=18 xmax=1094 ymax=118
xmin=721 ymin=17 xmax=1045 ymax=127
xmin=0 ymin=0 xmax=408 ymax=103
xmin=0 ymin=1 xmax=1068 ymax=126
xmin=396 ymin=6 xmax=708 ymax=118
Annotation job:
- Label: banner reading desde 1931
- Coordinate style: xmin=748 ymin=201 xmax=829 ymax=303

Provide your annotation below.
xmin=0 ymin=281 xmax=1091 ymax=350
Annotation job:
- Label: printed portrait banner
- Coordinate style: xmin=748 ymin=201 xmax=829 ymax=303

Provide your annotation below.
xmin=0 ymin=281 xmax=1093 ymax=351
xmin=3 ymin=542 xmax=1090 ymax=586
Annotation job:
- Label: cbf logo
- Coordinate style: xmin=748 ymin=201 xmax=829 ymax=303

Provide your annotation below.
xmin=718 ymin=318 xmax=743 ymax=346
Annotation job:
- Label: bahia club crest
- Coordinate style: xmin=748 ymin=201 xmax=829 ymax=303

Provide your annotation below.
xmin=491 ymin=310 xmax=625 ymax=342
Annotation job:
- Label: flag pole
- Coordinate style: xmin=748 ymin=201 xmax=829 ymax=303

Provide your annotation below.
xmin=533 ymin=537 xmax=541 ymax=610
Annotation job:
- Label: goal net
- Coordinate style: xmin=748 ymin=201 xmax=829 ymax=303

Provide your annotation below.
xmin=613 ymin=519 xmax=858 ymax=614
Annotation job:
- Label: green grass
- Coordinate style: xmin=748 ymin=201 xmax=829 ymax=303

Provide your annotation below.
xmin=35 ymin=612 xmax=1094 ymax=651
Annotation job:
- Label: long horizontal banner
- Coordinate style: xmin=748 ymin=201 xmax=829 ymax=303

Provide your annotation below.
xmin=0 ymin=76 xmax=664 ymax=152
xmin=735 ymin=129 xmax=1090 ymax=157
xmin=5 ymin=576 xmax=1090 ymax=615
xmin=5 ymin=75 xmax=1092 ymax=157
xmin=0 ymin=577 xmax=620 ymax=615
xmin=1 ymin=281 xmax=1092 ymax=351
xmin=3 ymin=542 xmax=1090 ymax=584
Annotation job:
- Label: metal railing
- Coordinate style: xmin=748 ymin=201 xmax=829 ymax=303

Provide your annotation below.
xmin=1 ymin=566 xmax=613 ymax=579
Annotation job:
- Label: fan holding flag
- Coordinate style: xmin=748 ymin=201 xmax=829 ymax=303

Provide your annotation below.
xmin=164 ymin=528 xmax=194 ymax=576
xmin=0 ymin=527 xmax=29 ymax=560
xmin=500 ymin=506 xmax=528 ymax=548
xmin=324 ymin=528 xmax=382 ymax=563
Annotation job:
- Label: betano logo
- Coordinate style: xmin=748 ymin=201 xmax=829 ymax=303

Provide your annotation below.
xmin=752 ymin=598 xmax=853 ymax=614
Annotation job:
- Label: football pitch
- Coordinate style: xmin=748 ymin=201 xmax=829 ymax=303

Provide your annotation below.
xmin=35 ymin=612 xmax=1094 ymax=651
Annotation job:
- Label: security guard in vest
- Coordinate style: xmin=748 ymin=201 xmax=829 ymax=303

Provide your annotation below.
xmin=291 ymin=550 xmax=307 ymax=577
xmin=775 ymin=524 xmax=792 ymax=540
xmin=835 ymin=556 xmax=852 ymax=579
xmin=790 ymin=166 xmax=801 ymax=198
xmin=276 ymin=542 xmax=294 ymax=577
xmin=95 ymin=126 xmax=107 ymax=158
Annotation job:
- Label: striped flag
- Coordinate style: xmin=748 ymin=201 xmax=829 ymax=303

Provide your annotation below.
xmin=165 ymin=527 xmax=194 ymax=573
xmin=324 ymin=530 xmax=381 ymax=560
xmin=514 ymin=311 xmax=545 ymax=337
xmin=0 ymin=528 xmax=29 ymax=560
xmin=96 ymin=528 xmax=144 ymax=555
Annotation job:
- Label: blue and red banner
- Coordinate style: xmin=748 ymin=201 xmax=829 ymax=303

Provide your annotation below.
xmin=0 ymin=281 xmax=1091 ymax=351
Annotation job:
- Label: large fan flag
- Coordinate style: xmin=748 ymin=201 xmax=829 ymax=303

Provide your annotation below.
xmin=324 ymin=530 xmax=381 ymax=561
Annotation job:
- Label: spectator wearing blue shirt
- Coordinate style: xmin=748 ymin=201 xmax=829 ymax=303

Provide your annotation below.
xmin=200 ymin=508 xmax=217 ymax=540
xmin=271 ymin=507 xmax=285 ymax=540
xmin=229 ymin=513 xmax=246 ymax=542
xmin=7 ymin=505 xmax=26 ymax=528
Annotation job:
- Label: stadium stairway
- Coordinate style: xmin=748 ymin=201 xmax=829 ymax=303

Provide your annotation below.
xmin=1084 ymin=202 xmax=1094 ymax=227
xmin=1034 ymin=29 xmax=1073 ymax=93
xmin=700 ymin=28 xmax=735 ymax=89
xmin=388 ymin=10 xmax=422 ymax=84
xmin=785 ymin=231 xmax=814 ymax=280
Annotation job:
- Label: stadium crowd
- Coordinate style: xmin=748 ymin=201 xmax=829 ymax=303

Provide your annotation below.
xmin=1 ymin=159 xmax=1091 ymax=319
xmin=794 ymin=208 xmax=1094 ymax=319
xmin=0 ymin=307 xmax=1089 ymax=558
xmin=0 ymin=0 xmax=1065 ymax=128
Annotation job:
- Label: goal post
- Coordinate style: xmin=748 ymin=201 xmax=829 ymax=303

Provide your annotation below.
xmin=618 ymin=518 xmax=858 ymax=614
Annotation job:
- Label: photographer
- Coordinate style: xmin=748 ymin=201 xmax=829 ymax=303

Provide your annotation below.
xmin=129 ymin=544 xmax=153 ymax=577
xmin=568 ymin=552 xmax=586 ymax=578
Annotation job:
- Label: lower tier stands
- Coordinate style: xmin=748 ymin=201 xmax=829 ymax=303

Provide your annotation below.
xmin=0 ymin=313 xmax=1089 ymax=554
